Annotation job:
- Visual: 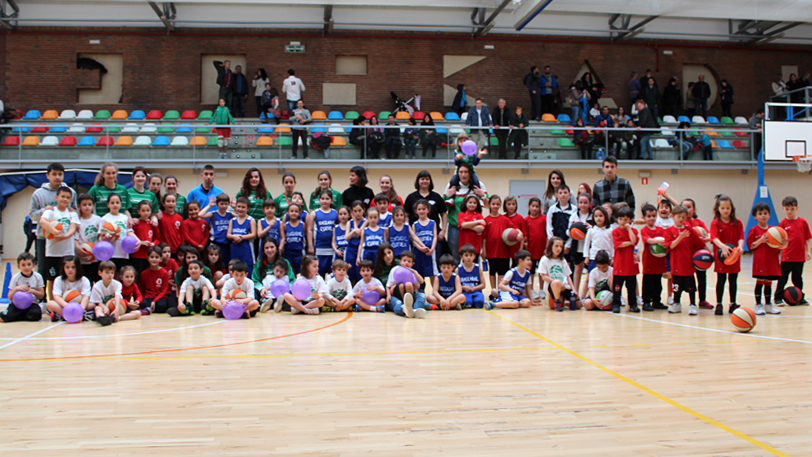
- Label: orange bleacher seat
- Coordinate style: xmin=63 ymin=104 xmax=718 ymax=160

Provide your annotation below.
xmin=311 ymin=111 xmax=327 ymax=120
xmin=181 ymin=110 xmax=197 ymax=120
xmin=395 ymin=111 xmax=411 ymax=120
xmin=41 ymin=110 xmax=59 ymax=120
xmin=110 ymin=110 xmax=128 ymax=120
xmin=114 ymin=136 xmax=133 ymax=146
xmin=96 ymin=136 xmax=114 ymax=146
xmin=58 ymin=136 xmax=77 ymax=146
xmin=429 ymin=112 xmax=445 ymax=121
xmin=256 ymin=136 xmax=274 ymax=146
xmin=276 ymin=126 xmax=291 ymax=134
xmin=331 ymin=136 xmax=347 ymax=146
xmin=22 ymin=136 xmax=40 ymax=146
xmin=542 ymin=113 xmax=557 ymax=122
xmin=705 ymin=129 xmax=720 ymax=137
xmin=190 ymin=136 xmax=207 ymax=146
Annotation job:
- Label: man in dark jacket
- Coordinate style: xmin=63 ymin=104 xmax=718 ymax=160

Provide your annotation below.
xmin=213 ymin=60 xmax=233 ymax=111
xmin=642 ymin=78 xmax=661 ymax=120
xmin=661 ymin=77 xmax=681 ymax=117
xmin=635 ymin=99 xmax=658 ymax=160
xmin=231 ymin=65 xmax=249 ymax=118
xmin=491 ymin=98 xmax=511 ymax=160
xmin=524 ymin=66 xmax=541 ymax=121
xmin=465 ymin=98 xmax=493 ymax=148
xmin=692 ymin=75 xmax=712 ymax=118
xmin=540 ymin=65 xmax=558 ymax=115
xmin=452 ymin=84 xmax=467 ymax=117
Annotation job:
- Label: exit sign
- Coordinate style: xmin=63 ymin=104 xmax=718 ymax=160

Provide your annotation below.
xmin=285 ymin=44 xmax=305 ymax=53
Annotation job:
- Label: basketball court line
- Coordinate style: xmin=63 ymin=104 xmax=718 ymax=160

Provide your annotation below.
xmin=610 ymin=313 xmax=812 ymax=345
xmin=0 ymin=319 xmax=227 ymax=341
xmin=0 ymin=322 xmax=64 ymax=350
xmin=0 ymin=313 xmax=352 ymax=362
xmin=486 ymin=310 xmax=792 ymax=457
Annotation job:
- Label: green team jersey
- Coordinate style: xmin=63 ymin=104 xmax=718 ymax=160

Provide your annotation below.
xmin=236 ymin=189 xmax=273 ymax=221
xmin=308 ymin=188 xmax=343 ymax=213
xmin=88 ymin=184 xmax=132 ymax=218
xmin=127 ymin=187 xmax=159 ymax=214
xmin=174 ymin=193 xmax=188 ymax=218
xmin=274 ymin=193 xmax=307 ymax=218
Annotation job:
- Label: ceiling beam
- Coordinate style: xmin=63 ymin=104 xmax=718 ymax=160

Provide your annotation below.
xmin=148 ymin=2 xmax=175 ymax=32
xmin=323 ymin=5 xmax=333 ymax=34
xmin=0 ymin=0 xmax=19 ymax=30
xmin=745 ymin=22 xmax=802 ymax=45
xmin=614 ymin=15 xmax=658 ymax=41
xmin=474 ymin=0 xmax=511 ymax=37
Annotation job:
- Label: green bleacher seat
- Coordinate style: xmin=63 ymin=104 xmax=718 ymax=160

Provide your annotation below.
xmin=195 ymin=126 xmax=212 ymax=133
xmin=345 ymin=111 xmax=360 ymax=120
xmin=158 ymin=126 xmax=175 ymax=133
xmin=163 ymin=110 xmax=180 ymax=120
xmin=379 ymin=111 xmax=391 ymax=120
xmin=489 ymin=136 xmax=499 ymax=146
xmin=550 ymin=129 xmax=565 ymax=135
xmin=276 ymin=137 xmax=292 ymax=146
xmin=94 ymin=110 xmax=111 ymax=120
xmin=198 ymin=110 xmax=213 ymax=120
xmin=207 ymin=136 xmax=218 ymax=146
xmin=557 ymin=138 xmax=575 ymax=147
xmin=721 ymin=116 xmax=734 ymax=125
xmin=106 ymin=126 xmax=121 ymax=133
xmin=720 ymin=131 xmax=735 ymax=137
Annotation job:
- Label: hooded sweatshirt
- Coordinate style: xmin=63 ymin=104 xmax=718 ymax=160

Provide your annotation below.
xmin=30 ymin=182 xmax=77 ymax=238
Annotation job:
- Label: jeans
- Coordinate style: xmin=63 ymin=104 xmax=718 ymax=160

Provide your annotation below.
xmin=571 ymin=106 xmax=580 ymax=123
xmin=404 ymin=139 xmax=418 ymax=159
xmin=255 ymin=96 xmax=263 ymax=117
xmin=218 ymin=86 xmax=233 ymax=108
xmin=529 ymin=91 xmax=541 ymax=120
xmin=639 ymin=135 xmax=652 ymax=159
xmin=287 ymin=99 xmax=299 ymax=114
xmin=494 ymin=129 xmax=508 ymax=159
xmin=694 ymin=98 xmax=708 ymax=117
xmin=447 ymin=225 xmax=460 ymax=263
xmin=388 ymin=292 xmax=427 ymax=317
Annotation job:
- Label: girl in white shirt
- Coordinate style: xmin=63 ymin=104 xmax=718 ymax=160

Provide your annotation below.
xmin=45 ymin=256 xmax=92 ymax=320
xmin=281 ymin=255 xmax=327 ymax=315
xmin=566 ymin=193 xmax=592 ymax=297
xmin=582 ymin=207 xmax=614 ymax=268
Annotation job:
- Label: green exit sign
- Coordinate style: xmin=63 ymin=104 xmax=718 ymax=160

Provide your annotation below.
xmin=285 ymin=44 xmax=305 ymax=53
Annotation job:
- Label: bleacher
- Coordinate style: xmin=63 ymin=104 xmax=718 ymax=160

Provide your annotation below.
xmin=1 ymin=108 xmax=758 ymax=163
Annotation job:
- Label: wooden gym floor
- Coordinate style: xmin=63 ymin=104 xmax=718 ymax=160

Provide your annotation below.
xmin=0 ymin=255 xmax=809 ymax=456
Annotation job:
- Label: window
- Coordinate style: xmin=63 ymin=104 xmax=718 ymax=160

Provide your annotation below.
xmin=336 ymin=56 xmax=367 ymax=75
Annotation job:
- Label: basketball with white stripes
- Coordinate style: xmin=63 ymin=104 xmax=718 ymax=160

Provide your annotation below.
xmin=731 ymin=307 xmax=756 ymax=333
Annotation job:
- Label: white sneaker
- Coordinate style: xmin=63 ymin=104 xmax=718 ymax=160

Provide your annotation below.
xmin=260 ymin=299 xmax=272 ymax=313
xmin=688 ymin=304 xmax=697 ymax=315
xmin=414 ymin=308 xmax=427 ymax=319
xmin=767 ymin=304 xmax=782 ymax=314
xmin=273 ymin=298 xmax=283 ymax=313
xmin=775 ymin=301 xmax=786 ymax=307
xmin=538 ymin=289 xmax=547 ymax=300
xmin=637 ymin=296 xmax=644 ymax=306
xmin=531 ymin=290 xmax=540 ymax=301
xmin=621 ymin=296 xmax=627 ymax=306
xmin=290 ymin=306 xmax=301 ymax=315
xmin=755 ymin=304 xmax=766 ymax=315
xmin=668 ymin=303 xmax=681 ymax=314
xmin=403 ymin=293 xmax=415 ymax=318
xmin=667 ymin=297 xmax=674 ymax=306
xmin=304 ymin=307 xmax=320 ymax=315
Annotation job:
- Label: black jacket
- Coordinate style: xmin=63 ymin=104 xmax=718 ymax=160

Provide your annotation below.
xmin=491 ymin=106 xmax=510 ymax=127
xmin=341 ymin=185 xmax=376 ymax=209
xmin=692 ymin=81 xmax=711 ymax=99
xmin=637 ymin=107 xmax=658 ymax=129
xmin=452 ymin=84 xmax=466 ymax=110
xmin=662 ymin=83 xmax=681 ymax=105
xmin=213 ymin=61 xmax=232 ymax=87
xmin=720 ymin=84 xmax=734 ymax=104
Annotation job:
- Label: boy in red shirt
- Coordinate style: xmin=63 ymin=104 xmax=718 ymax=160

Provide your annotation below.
xmin=775 ymin=196 xmax=812 ymax=305
xmin=748 ymin=203 xmax=786 ymax=315
xmin=611 ymin=207 xmax=639 ymax=313
xmin=158 ymin=193 xmax=184 ymax=258
xmin=483 ymin=195 xmax=511 ymax=300
xmin=640 ymin=204 xmax=667 ymax=312
xmin=181 ymin=201 xmax=210 ymax=255
xmin=664 ymin=205 xmax=705 ymax=315
xmin=140 ymin=246 xmax=175 ymax=313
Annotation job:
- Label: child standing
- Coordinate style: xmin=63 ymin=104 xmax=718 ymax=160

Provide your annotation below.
xmin=640 ymin=204 xmax=667 ymax=311
xmin=385 ymin=207 xmax=412 ymax=257
xmin=324 ymin=259 xmax=355 ymax=312
xmin=496 ymin=250 xmax=533 ymax=309
xmin=710 ymin=195 xmax=744 ymax=315
xmin=458 ymin=195 xmax=485 ymax=259
xmin=427 ymin=254 xmax=466 ymax=310
xmin=524 ymin=197 xmax=548 ymax=302
xmin=45 ymin=256 xmax=91 ymax=321
xmin=39 ymin=187 xmax=79 ymax=295
xmin=539 ymin=237 xmax=580 ymax=311
xmin=582 ymin=206 xmax=612 ymax=272
xmin=385 ymin=251 xmax=427 ymax=318
xmin=201 ymin=193 xmax=233 ymax=262
xmin=359 ymin=207 xmax=384 ymax=266
xmin=75 ymin=193 xmax=102 ymax=283
xmin=131 ymin=201 xmax=158 ymax=275
xmin=748 ymin=203 xmax=785 ymax=315
xmin=178 ymin=260 xmax=219 ymax=315
xmin=307 ymin=190 xmax=338 ymax=276
xmin=775 ymin=196 xmax=812 ymax=305
xmin=665 ymin=205 xmax=705 ymax=315
xmin=503 ymin=196 xmax=525 ymax=267
xmin=157 ymin=193 xmax=184 ymax=258
xmin=611 ymin=207 xmax=639 ymax=313
xmin=140 ymin=246 xmax=174 ymax=313
xmin=352 ymin=259 xmax=386 ymax=312
xmin=583 ymin=250 xmax=613 ymax=311
xmin=181 ymin=201 xmax=209 ymax=256
xmin=280 ymin=203 xmax=305 ymax=275
xmin=656 ymin=199 xmax=675 ymax=305
xmin=375 ymin=194 xmax=392 ymax=227
xmin=344 ymin=201 xmax=366 ymax=284
xmin=412 ymin=199 xmax=438 ymax=281
xmin=483 ymin=195 xmax=510 ymax=300
xmin=567 ymin=192 xmax=592 ymax=298
xmin=99 ymin=193 xmax=137 ymax=272
xmin=159 ymin=243 xmax=180 ymax=295
xmin=458 ymin=244 xmax=489 ymax=309
xmin=257 ymin=199 xmax=281 ymax=254
xmin=546 ymin=185 xmax=575 ymax=262
xmin=228 ymin=197 xmax=257 ymax=277
xmin=682 ymin=198 xmax=713 ymax=309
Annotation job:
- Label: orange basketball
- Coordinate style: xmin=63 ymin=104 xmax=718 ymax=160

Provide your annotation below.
xmin=64 ymin=290 xmax=83 ymax=303
xmin=100 ymin=221 xmax=122 ymax=242
xmin=693 ymin=226 xmax=707 ymax=238
xmin=44 ymin=220 xmax=63 ymax=240
xmin=766 ymin=226 xmax=787 ymax=249
xmin=723 ymin=247 xmax=740 ymax=266
xmin=79 ymin=242 xmax=95 ymax=262
xmin=106 ymin=297 xmax=125 ymax=314
xmin=224 ymin=289 xmax=247 ymax=301
xmin=731 ymin=307 xmax=756 ymax=333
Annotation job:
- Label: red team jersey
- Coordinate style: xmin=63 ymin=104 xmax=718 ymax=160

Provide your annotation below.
xmin=524 ymin=214 xmax=548 ymax=260
xmin=140 ymin=267 xmax=170 ymax=301
xmin=504 ymin=212 xmax=526 ymax=260
xmin=121 ymin=282 xmax=143 ymax=304
xmin=160 ymin=258 xmax=180 ymax=292
xmin=457 ymin=211 xmax=485 ymax=254
xmin=779 ymin=217 xmax=812 ymax=262
xmin=664 ymin=225 xmax=705 ymax=276
xmin=710 ymin=218 xmax=744 ymax=273
xmin=157 ymin=211 xmax=184 ymax=253
xmin=131 ymin=220 xmax=158 ymax=259
xmin=484 ymin=214 xmax=511 ymax=259
xmin=181 ymin=218 xmax=210 ymax=249
xmin=747 ymin=225 xmax=781 ymax=278
xmin=640 ymin=225 xmax=667 ymax=275
xmin=612 ymin=226 xmax=639 ymax=276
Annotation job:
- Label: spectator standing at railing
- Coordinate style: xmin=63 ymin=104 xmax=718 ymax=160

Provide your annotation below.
xmin=540 ymin=65 xmax=558 ymax=115
xmin=291 ymin=100 xmax=311 ymax=159
xmin=524 ymin=66 xmax=541 ymax=121
xmin=420 ymin=114 xmax=438 ymax=159
xmin=492 ymin=99 xmax=511 ymax=160
xmin=452 ymin=84 xmax=467 ymax=117
xmin=593 ymin=106 xmax=614 ymax=155
xmin=282 ymin=69 xmax=305 ymax=114
xmin=720 ymin=79 xmax=734 ymax=119
xmin=692 ymin=75 xmax=711 ymax=118
xmin=508 ymin=106 xmax=529 ymax=160
xmin=231 ymin=65 xmax=249 ymax=118
xmin=643 ymin=78 xmax=661 ymax=120
xmin=252 ymin=68 xmax=270 ymax=118
xmin=213 ymin=60 xmax=233 ymax=112
xmin=635 ymin=99 xmax=657 ymax=160
xmin=750 ymin=109 xmax=765 ymax=154
xmin=661 ymin=77 xmax=681 ymax=117
xmin=465 ymin=98 xmax=493 ymax=148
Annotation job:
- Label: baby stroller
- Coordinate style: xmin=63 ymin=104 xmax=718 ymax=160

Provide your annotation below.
xmin=391 ymin=92 xmax=420 ymax=115
xmin=310 ymin=131 xmax=333 ymax=159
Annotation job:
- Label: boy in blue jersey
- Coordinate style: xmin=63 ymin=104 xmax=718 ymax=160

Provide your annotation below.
xmin=497 ymin=249 xmax=533 ymax=308
xmin=427 ymin=254 xmax=466 ymax=310
xmin=458 ymin=244 xmax=491 ymax=309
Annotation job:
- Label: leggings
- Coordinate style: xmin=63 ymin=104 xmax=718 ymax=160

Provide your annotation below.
xmin=695 ymin=270 xmax=707 ymax=303
xmin=613 ymin=275 xmax=637 ymax=307
xmin=755 ymin=280 xmax=773 ymax=305
xmin=143 ymin=296 xmax=177 ymax=314
xmin=775 ymin=261 xmax=804 ymax=302
xmin=716 ymin=273 xmax=738 ymax=304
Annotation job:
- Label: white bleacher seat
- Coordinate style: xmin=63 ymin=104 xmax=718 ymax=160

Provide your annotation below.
xmin=328 ymin=124 xmax=345 ymax=134
xmin=76 ymin=110 xmax=94 ymax=120
xmin=140 ymin=123 xmax=157 ymax=133
xmin=448 ymin=124 xmax=465 ymax=135
xmin=653 ymin=139 xmax=671 ymax=148
xmin=662 ymin=115 xmax=677 ymax=124
xmin=122 ymin=123 xmax=140 ymax=133
xmin=170 ymin=136 xmax=189 ymax=146
xmin=39 ymin=136 xmax=59 ymax=146
xmin=67 ymin=123 xmax=84 ymax=133
xmin=734 ymin=116 xmax=749 ymax=125
xmin=58 ymin=110 xmax=77 ymax=120
xmin=461 ymin=112 xmax=468 ymax=121
xmin=133 ymin=136 xmax=152 ymax=146
xmin=691 ymin=116 xmax=706 ymax=124
xmin=661 ymin=128 xmax=674 ymax=136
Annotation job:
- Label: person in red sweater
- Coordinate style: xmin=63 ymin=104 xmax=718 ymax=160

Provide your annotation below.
xmin=611 ymin=207 xmax=639 ymax=313
xmin=664 ymin=206 xmax=705 ymax=315
xmin=131 ymin=200 xmax=159 ymax=276
xmin=457 ymin=195 xmax=485 ymax=258
xmin=775 ymin=196 xmax=812 ymax=305
xmin=524 ymin=197 xmax=547 ymax=303
xmin=748 ymin=203 xmax=787 ymax=315
xmin=483 ymin=195 xmax=511 ymax=299
xmin=159 ymin=243 xmax=180 ymax=296
xmin=503 ymin=195 xmax=526 ymax=267
xmin=181 ymin=200 xmax=210 ymax=255
xmin=119 ymin=265 xmax=146 ymax=317
xmin=158 ymin=193 xmax=184 ymax=258
xmin=640 ymin=204 xmax=667 ymax=311
xmin=710 ymin=195 xmax=744 ymax=315
xmin=140 ymin=246 xmax=175 ymax=314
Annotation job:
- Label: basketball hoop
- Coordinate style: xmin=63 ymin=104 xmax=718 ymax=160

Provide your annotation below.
xmin=793 ymin=155 xmax=812 ymax=173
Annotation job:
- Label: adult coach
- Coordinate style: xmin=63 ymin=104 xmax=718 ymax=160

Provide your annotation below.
xmin=187 ymin=165 xmax=225 ymax=209
xmin=592 ymin=156 xmax=635 ymax=212
xmin=341 ymin=166 xmax=375 ymax=209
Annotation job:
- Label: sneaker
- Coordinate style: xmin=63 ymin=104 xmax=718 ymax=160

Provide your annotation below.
xmin=97 ymin=315 xmax=115 ymax=326
xmin=274 ymin=298 xmax=284 ymax=313
xmin=612 ymin=304 xmax=620 ymax=313
xmin=715 ymin=304 xmax=723 ymax=316
xmin=49 ymin=311 xmax=62 ymax=322
xmin=699 ymin=300 xmax=714 ymax=309
xmin=800 ymin=299 xmax=810 ymax=306
xmin=538 ymin=290 xmax=547 ymax=300
xmin=353 ymin=304 xmax=361 ymax=312
xmin=402 ymin=293 xmax=415 ymax=318
xmin=320 ymin=306 xmax=334 ymax=313
xmin=767 ymin=304 xmax=782 ymax=314
xmin=201 ymin=302 xmax=215 ymax=316
xmin=637 ymin=296 xmax=643 ymax=307
xmin=728 ymin=303 xmax=740 ymax=314
xmin=643 ymin=303 xmax=654 ymax=312
xmin=531 ymin=290 xmax=540 ymax=301
xmin=667 ymin=297 xmax=674 ymax=306
xmin=260 ymin=299 xmax=273 ymax=313
xmin=428 ymin=304 xmax=439 ymax=311
xmin=214 ymin=310 xmax=224 ymax=318
xmin=755 ymin=304 xmax=766 ymax=315
xmin=140 ymin=308 xmax=151 ymax=316
xmin=555 ymin=304 xmax=563 ymax=312
xmin=414 ymin=308 xmax=427 ymax=318
xmin=304 ymin=307 xmax=320 ymax=315
xmin=376 ymin=305 xmax=386 ymax=313
xmin=668 ymin=303 xmax=681 ymax=314
xmin=483 ymin=301 xmax=494 ymax=310
xmin=653 ymin=302 xmax=668 ymax=310
xmin=629 ymin=304 xmax=640 ymax=313
xmin=688 ymin=304 xmax=698 ymax=315
xmin=774 ymin=297 xmax=784 ymax=306
xmin=291 ymin=306 xmax=302 ymax=315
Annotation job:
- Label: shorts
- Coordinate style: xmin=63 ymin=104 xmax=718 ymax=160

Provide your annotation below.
xmin=216 ymin=127 xmax=231 ymax=139
xmin=673 ymin=275 xmax=697 ymax=293
xmin=587 ymin=259 xmax=596 ymax=273
xmin=112 ymin=258 xmax=128 ymax=273
xmin=530 ymin=258 xmax=541 ymax=275
xmin=754 ymin=275 xmax=781 ymax=281
xmin=43 ymin=256 xmax=63 ymax=281
xmin=570 ymin=250 xmax=585 ymax=265
xmin=547 ymin=283 xmax=573 ymax=301
xmin=498 ymin=290 xmax=527 ymax=302
xmin=488 ymin=258 xmax=509 ymax=276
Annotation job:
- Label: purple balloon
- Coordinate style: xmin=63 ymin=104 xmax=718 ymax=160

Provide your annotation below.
xmin=361 ymin=288 xmax=381 ymax=305
xmin=93 ymin=240 xmax=115 ymax=261
xmin=270 ymin=279 xmax=290 ymax=298
xmin=63 ymin=302 xmax=84 ymax=323
xmin=223 ymin=301 xmax=245 ymax=320
xmin=392 ymin=266 xmax=415 ymax=285
xmin=291 ymin=278 xmax=311 ymax=300
xmin=12 ymin=291 xmax=33 ymax=310
xmin=461 ymin=140 xmax=477 ymax=156
xmin=121 ymin=236 xmax=139 ymax=254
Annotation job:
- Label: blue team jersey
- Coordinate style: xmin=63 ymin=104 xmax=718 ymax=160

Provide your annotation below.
xmin=231 ymin=216 xmax=254 ymax=264
xmin=414 ymin=219 xmax=435 ymax=247
xmin=457 ymin=264 xmax=480 ymax=289
xmin=437 ymin=274 xmax=457 ymax=298
xmin=334 ymin=223 xmax=349 ymax=254
xmin=379 ymin=212 xmax=392 ymax=228
xmin=284 ymin=221 xmax=305 ymax=255
xmin=211 ymin=211 xmax=233 ymax=243
xmin=506 ymin=267 xmax=531 ymax=293
xmin=387 ymin=224 xmax=411 ymax=256
xmin=313 ymin=209 xmax=338 ymax=251
xmin=346 ymin=219 xmax=365 ymax=252
xmin=363 ymin=226 xmax=384 ymax=252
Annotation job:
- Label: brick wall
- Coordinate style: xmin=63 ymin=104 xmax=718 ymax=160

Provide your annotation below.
xmin=5 ymin=28 xmax=812 ymax=117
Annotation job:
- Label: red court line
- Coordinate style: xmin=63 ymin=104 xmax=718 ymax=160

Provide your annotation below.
xmin=0 ymin=313 xmax=353 ymax=363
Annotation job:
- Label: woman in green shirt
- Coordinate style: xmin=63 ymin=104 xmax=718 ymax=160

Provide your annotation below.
xmin=163 ymin=175 xmax=187 ymax=217
xmin=88 ymin=162 xmax=132 ymax=219
xmin=127 ymin=166 xmax=159 ymax=216
xmin=274 ymin=172 xmax=307 ymax=218
xmin=308 ymin=170 xmax=343 ymax=211
xmin=235 ymin=167 xmax=273 ymax=220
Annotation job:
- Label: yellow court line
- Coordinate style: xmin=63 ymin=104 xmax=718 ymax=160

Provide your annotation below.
xmin=485 ymin=310 xmax=792 ymax=457
xmin=8 ymin=346 xmax=554 ymax=363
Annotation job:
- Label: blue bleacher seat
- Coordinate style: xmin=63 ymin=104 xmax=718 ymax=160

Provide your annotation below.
xmin=23 ymin=110 xmax=41 ymax=120
xmin=175 ymin=123 xmax=193 ymax=133
xmin=444 ymin=112 xmax=461 ymax=121
xmin=11 ymin=126 xmax=31 ymax=133
xmin=77 ymin=136 xmax=96 ymax=147
xmin=312 ymin=127 xmax=326 ymax=134
xmin=49 ymin=125 xmax=67 ymax=134
xmin=152 ymin=136 xmax=170 ymax=147
xmin=677 ymin=116 xmax=691 ymax=123
xmin=328 ymin=111 xmax=343 ymax=120
xmin=707 ymin=116 xmax=721 ymax=125
xmin=257 ymin=126 xmax=275 ymax=133
xmin=128 ymin=110 xmax=146 ymax=120
xmin=717 ymin=140 xmax=734 ymax=149
xmin=260 ymin=112 xmax=276 ymax=120
xmin=557 ymin=114 xmax=572 ymax=123
xmin=436 ymin=128 xmax=448 ymax=134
